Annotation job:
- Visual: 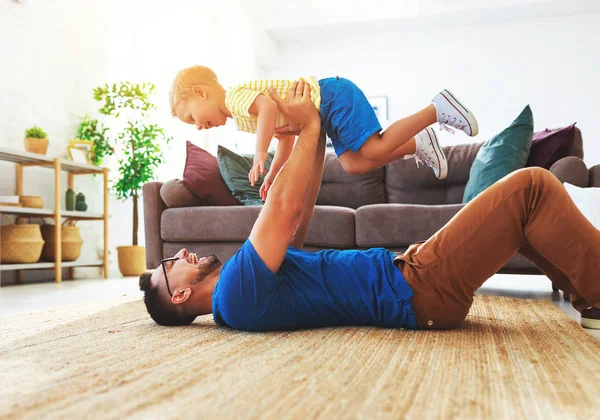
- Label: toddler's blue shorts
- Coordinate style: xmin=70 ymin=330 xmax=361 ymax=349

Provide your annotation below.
xmin=319 ymin=77 xmax=382 ymax=157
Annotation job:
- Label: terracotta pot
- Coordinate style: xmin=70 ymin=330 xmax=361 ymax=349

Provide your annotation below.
xmin=24 ymin=137 xmax=49 ymax=155
xmin=117 ymin=246 xmax=146 ymax=276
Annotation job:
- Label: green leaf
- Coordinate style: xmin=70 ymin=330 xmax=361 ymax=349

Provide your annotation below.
xmin=24 ymin=125 xmax=48 ymax=139
xmin=90 ymin=80 xmax=171 ymax=244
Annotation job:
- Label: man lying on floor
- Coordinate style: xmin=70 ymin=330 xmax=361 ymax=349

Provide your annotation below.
xmin=139 ymin=81 xmax=600 ymax=331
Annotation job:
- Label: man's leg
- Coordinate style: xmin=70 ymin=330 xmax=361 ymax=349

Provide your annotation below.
xmin=394 ymin=167 xmax=600 ymax=329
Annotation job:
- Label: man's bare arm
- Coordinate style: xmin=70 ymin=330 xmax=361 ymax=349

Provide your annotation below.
xmin=290 ymin=130 xmax=326 ymax=249
xmin=248 ymin=81 xmax=321 ymax=273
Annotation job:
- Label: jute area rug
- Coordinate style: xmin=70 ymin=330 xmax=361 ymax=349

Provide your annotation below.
xmin=0 ymin=295 xmax=598 ymax=419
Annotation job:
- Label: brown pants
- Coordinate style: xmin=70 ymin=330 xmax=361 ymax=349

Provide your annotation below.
xmin=394 ymin=167 xmax=600 ymax=329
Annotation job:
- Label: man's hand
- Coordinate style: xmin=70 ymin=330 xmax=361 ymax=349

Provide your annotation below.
xmin=273 ymin=124 xmax=300 ymax=137
xmin=248 ymin=151 xmax=268 ymax=187
xmin=269 ymin=81 xmax=320 ymax=133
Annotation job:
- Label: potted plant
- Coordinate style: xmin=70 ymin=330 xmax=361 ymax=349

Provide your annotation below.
xmin=24 ymin=125 xmax=49 ymax=155
xmin=93 ymin=82 xmax=171 ymax=276
xmin=76 ymin=115 xmax=112 ymax=166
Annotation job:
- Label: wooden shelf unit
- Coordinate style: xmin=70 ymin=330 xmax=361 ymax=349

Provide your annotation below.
xmin=0 ymin=147 xmax=109 ymax=285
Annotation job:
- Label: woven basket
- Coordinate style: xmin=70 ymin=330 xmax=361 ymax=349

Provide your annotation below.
xmin=0 ymin=222 xmax=45 ymax=264
xmin=41 ymin=224 xmax=83 ymax=262
xmin=19 ymin=195 xmax=44 ymax=208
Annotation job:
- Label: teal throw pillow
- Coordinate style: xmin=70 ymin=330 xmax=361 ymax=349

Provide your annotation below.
xmin=217 ymin=145 xmax=274 ymax=206
xmin=463 ymin=105 xmax=534 ymax=203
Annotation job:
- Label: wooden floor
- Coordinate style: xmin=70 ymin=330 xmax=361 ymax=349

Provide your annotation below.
xmin=0 ymin=273 xmax=597 ymax=339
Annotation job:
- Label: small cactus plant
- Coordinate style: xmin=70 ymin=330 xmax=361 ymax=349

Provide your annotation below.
xmin=24 ymin=126 xmax=48 ymax=139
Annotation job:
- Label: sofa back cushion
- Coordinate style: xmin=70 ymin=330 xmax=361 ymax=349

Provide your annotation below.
xmin=160 ymin=179 xmax=205 ymax=208
xmin=385 ymin=142 xmax=483 ymax=205
xmin=317 ymin=152 xmax=386 ymax=209
xmin=590 ymin=165 xmax=600 ymax=187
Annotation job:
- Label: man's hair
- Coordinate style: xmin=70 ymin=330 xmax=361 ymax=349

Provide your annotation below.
xmin=139 ymin=271 xmax=197 ymax=326
xmin=169 ymin=65 xmax=222 ymax=116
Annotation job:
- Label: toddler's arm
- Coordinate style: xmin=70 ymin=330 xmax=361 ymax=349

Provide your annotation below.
xmin=248 ymin=94 xmax=278 ymax=186
xmin=270 ymin=135 xmax=294 ymax=175
xmin=259 ymin=134 xmax=295 ymax=201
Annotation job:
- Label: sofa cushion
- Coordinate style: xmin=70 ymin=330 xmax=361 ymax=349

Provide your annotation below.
xmin=317 ymin=152 xmax=385 ymax=209
xmin=162 ymin=206 xmax=262 ymax=242
xmin=304 ymin=205 xmax=355 ymax=248
xmin=590 ymin=165 xmax=600 ymax=187
xmin=182 ymin=141 xmax=241 ymax=206
xmin=549 ymin=157 xmax=589 ymax=187
xmin=160 ymin=179 xmax=205 ymax=208
xmin=355 ymin=203 xmax=465 ymax=247
xmin=161 ymin=205 xmax=356 ymax=248
xmin=527 ymin=123 xmax=577 ymax=169
xmin=385 ymin=143 xmax=483 ymax=205
xmin=217 ymin=145 xmax=274 ymax=206
xmin=463 ymin=105 xmax=534 ymax=203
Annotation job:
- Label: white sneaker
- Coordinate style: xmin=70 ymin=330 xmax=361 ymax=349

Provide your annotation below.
xmin=581 ymin=308 xmax=600 ymax=329
xmin=432 ymin=89 xmax=479 ymax=136
xmin=404 ymin=127 xmax=448 ymax=179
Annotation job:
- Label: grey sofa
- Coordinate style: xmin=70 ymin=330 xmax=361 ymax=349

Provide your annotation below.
xmin=144 ymin=129 xmax=598 ymax=278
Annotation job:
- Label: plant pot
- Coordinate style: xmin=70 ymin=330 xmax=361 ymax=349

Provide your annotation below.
xmin=117 ymin=245 xmax=146 ymax=276
xmin=24 ymin=137 xmax=49 ymax=155
xmin=0 ymin=224 xmax=44 ymax=263
xmin=40 ymin=225 xmax=84 ymax=262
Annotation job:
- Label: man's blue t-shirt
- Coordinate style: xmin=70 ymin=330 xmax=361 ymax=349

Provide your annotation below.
xmin=212 ymin=240 xmax=417 ymax=332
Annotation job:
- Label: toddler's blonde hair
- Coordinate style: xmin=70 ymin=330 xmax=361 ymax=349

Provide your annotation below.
xmin=169 ymin=65 xmax=222 ymax=116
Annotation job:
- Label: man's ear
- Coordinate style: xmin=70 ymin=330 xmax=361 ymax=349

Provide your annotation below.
xmin=191 ymin=85 xmax=207 ymax=98
xmin=171 ymin=288 xmax=192 ymax=305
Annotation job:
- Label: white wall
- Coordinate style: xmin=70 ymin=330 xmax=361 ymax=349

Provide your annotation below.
xmin=250 ymin=0 xmax=551 ymax=30
xmin=268 ymin=11 xmax=600 ymax=165
xmin=0 ymin=0 xmax=273 ymax=283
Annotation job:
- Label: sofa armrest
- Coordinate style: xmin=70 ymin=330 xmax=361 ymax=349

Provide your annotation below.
xmin=590 ymin=165 xmax=600 ymax=187
xmin=143 ymin=181 xmax=166 ymax=269
xmin=549 ymin=157 xmax=589 ymax=187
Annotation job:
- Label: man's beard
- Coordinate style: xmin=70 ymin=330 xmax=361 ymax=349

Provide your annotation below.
xmin=191 ymin=255 xmax=222 ymax=284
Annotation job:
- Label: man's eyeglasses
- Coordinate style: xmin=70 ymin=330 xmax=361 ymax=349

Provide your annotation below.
xmin=160 ymin=257 xmax=179 ymax=297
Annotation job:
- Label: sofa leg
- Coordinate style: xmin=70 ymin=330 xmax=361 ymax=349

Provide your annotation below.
xmin=563 ymin=292 xmax=570 ymax=301
xmin=551 ymin=283 xmax=559 ymax=292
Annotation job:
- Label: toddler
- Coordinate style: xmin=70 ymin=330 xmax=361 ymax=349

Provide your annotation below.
xmin=170 ymin=66 xmax=478 ymax=199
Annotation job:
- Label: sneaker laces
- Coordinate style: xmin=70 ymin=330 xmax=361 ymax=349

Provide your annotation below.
xmin=403 ymin=154 xmax=433 ymax=169
xmin=438 ymin=122 xmax=455 ymax=134
xmin=438 ymin=113 xmax=466 ymax=134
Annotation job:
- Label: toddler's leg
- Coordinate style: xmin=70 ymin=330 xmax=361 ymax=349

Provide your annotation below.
xmin=338 ymin=140 xmax=415 ymax=175
xmin=354 ymin=90 xmax=477 ymax=178
xmin=358 ymin=105 xmax=436 ymax=161
xmin=359 ymin=89 xmax=478 ymax=162
xmin=341 ymin=127 xmax=448 ymax=179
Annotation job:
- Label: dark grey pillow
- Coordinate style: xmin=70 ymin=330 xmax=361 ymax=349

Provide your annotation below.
xmin=217 ymin=145 xmax=274 ymax=206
